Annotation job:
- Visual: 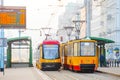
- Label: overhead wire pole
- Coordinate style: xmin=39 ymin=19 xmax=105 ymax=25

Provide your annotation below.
xmin=73 ymin=13 xmax=80 ymax=39
xmin=73 ymin=13 xmax=86 ymax=39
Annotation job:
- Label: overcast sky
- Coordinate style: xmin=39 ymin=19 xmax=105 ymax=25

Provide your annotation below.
xmin=1 ymin=0 xmax=77 ymax=29
xmin=1 ymin=0 xmax=78 ymax=51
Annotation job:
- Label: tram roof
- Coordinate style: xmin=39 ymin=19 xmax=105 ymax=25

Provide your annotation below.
xmin=42 ymin=40 xmax=59 ymax=44
xmin=90 ymin=36 xmax=115 ymax=44
xmin=7 ymin=36 xmax=31 ymax=43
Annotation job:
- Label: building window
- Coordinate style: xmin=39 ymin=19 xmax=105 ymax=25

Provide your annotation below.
xmin=107 ymin=14 xmax=112 ymax=21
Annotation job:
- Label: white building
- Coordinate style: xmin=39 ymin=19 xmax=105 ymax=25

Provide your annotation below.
xmin=58 ymin=0 xmax=120 ymax=60
xmin=58 ymin=2 xmax=83 ymax=42
xmin=91 ymin=0 xmax=120 ymax=59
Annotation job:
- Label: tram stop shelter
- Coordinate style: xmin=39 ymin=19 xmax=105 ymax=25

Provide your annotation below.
xmin=90 ymin=36 xmax=115 ymax=67
xmin=6 ymin=36 xmax=33 ymax=68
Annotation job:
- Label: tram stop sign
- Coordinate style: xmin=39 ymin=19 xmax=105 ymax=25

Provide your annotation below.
xmin=0 ymin=38 xmax=7 ymax=73
xmin=0 ymin=38 xmax=7 ymax=47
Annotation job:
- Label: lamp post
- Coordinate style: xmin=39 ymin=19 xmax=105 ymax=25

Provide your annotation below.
xmin=64 ymin=26 xmax=74 ymax=40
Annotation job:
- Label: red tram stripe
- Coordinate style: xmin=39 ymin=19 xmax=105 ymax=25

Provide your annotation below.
xmin=43 ymin=40 xmax=59 ymax=44
xmin=73 ymin=66 xmax=80 ymax=71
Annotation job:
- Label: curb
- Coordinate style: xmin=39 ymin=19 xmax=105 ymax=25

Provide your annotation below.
xmin=96 ymin=70 xmax=120 ymax=77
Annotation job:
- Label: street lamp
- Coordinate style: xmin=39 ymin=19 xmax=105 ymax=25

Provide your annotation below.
xmin=64 ymin=26 xmax=74 ymax=40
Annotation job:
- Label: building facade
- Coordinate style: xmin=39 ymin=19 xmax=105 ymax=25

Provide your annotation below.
xmin=58 ymin=2 xmax=83 ymax=42
xmin=91 ymin=0 xmax=120 ymax=60
xmin=58 ymin=0 xmax=120 ymax=59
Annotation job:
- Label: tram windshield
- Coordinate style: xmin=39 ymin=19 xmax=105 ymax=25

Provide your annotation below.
xmin=80 ymin=42 xmax=95 ymax=56
xmin=43 ymin=45 xmax=59 ymax=59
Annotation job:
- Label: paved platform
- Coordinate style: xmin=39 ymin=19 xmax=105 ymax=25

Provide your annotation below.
xmin=97 ymin=67 xmax=120 ymax=77
xmin=0 ymin=67 xmax=52 ymax=80
xmin=0 ymin=67 xmax=120 ymax=80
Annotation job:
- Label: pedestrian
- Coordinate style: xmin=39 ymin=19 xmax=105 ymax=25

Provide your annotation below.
xmin=100 ymin=54 xmax=105 ymax=67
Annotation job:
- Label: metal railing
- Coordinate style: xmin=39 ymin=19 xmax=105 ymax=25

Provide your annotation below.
xmin=106 ymin=60 xmax=120 ymax=67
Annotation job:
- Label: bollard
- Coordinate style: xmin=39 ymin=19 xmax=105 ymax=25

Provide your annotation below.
xmin=106 ymin=61 xmax=109 ymax=67
xmin=110 ymin=61 xmax=111 ymax=67
xmin=115 ymin=60 xmax=116 ymax=67
xmin=117 ymin=60 xmax=119 ymax=67
xmin=112 ymin=61 xmax=114 ymax=67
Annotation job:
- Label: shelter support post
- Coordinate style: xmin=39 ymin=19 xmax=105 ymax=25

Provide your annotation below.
xmin=100 ymin=44 xmax=106 ymax=67
xmin=6 ymin=44 xmax=11 ymax=68
xmin=29 ymin=40 xmax=33 ymax=67
xmin=103 ymin=44 xmax=106 ymax=67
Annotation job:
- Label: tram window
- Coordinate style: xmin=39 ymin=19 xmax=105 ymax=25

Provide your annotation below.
xmin=70 ymin=44 xmax=73 ymax=56
xmin=37 ymin=50 xmax=40 ymax=59
xmin=80 ymin=42 xmax=95 ymax=56
xmin=40 ymin=47 xmax=42 ymax=58
xmin=68 ymin=45 xmax=71 ymax=56
xmin=78 ymin=42 xmax=80 ymax=56
xmin=64 ymin=45 xmax=68 ymax=56
xmin=74 ymin=43 xmax=78 ymax=56
xmin=43 ymin=45 xmax=59 ymax=59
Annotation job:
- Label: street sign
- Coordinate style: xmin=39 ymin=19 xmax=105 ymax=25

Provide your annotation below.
xmin=0 ymin=6 xmax=26 ymax=29
xmin=0 ymin=38 xmax=7 ymax=47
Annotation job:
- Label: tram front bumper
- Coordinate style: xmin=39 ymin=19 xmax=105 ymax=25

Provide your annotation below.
xmin=41 ymin=63 xmax=61 ymax=70
xmin=80 ymin=64 xmax=95 ymax=71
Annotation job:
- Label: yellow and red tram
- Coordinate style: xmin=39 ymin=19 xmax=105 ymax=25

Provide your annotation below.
xmin=61 ymin=39 xmax=99 ymax=72
xmin=36 ymin=40 xmax=61 ymax=70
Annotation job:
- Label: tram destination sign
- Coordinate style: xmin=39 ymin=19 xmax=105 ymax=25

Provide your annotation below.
xmin=0 ymin=6 xmax=26 ymax=29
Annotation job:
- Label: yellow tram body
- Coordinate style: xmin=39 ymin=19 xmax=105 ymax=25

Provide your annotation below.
xmin=36 ymin=40 xmax=61 ymax=70
xmin=61 ymin=39 xmax=99 ymax=72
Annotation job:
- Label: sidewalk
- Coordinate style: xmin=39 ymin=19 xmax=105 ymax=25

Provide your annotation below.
xmin=97 ymin=67 xmax=120 ymax=77
xmin=1 ymin=67 xmax=120 ymax=80
xmin=0 ymin=67 xmax=52 ymax=80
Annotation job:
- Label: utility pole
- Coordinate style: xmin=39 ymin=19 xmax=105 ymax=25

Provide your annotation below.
xmin=73 ymin=13 xmax=85 ymax=39
xmin=0 ymin=0 xmax=5 ymax=75
xmin=85 ymin=0 xmax=91 ymax=39
xmin=73 ymin=13 xmax=80 ymax=39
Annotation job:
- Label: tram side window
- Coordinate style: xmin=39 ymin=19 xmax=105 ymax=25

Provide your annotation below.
xmin=78 ymin=43 xmax=80 ymax=56
xmin=64 ymin=45 xmax=68 ymax=56
xmin=70 ymin=44 xmax=73 ymax=56
xmin=67 ymin=44 xmax=73 ymax=56
xmin=80 ymin=42 xmax=95 ymax=56
xmin=36 ymin=48 xmax=40 ymax=60
xmin=67 ymin=45 xmax=71 ymax=56
xmin=74 ymin=43 xmax=78 ymax=56
xmin=40 ymin=46 xmax=42 ymax=58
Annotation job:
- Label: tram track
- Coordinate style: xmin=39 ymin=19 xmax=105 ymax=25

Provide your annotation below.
xmin=43 ymin=70 xmax=120 ymax=80
xmin=44 ymin=70 xmax=79 ymax=80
